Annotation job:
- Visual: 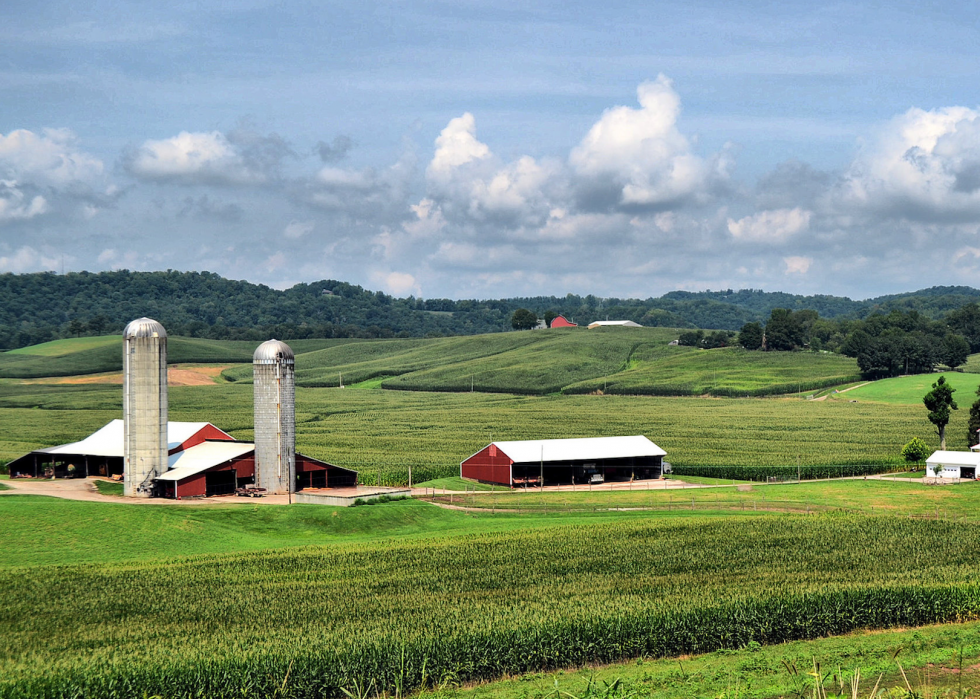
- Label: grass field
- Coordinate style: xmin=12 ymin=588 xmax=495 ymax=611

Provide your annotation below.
xmin=0 ymin=381 xmax=967 ymax=484
xmin=5 ymin=335 xmax=121 ymax=356
xmin=4 ymin=506 xmax=980 ymax=698
xmin=837 ymin=371 xmax=980 ymax=405
xmin=455 ymin=621 xmax=980 ymax=699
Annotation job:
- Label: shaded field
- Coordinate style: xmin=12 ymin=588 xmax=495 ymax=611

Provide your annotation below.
xmin=564 ymin=346 xmax=861 ymax=397
xmin=0 ymin=383 xmax=964 ymax=484
xmin=4 ymin=513 xmax=980 ymax=697
xmin=837 ymin=371 xmax=980 ymax=405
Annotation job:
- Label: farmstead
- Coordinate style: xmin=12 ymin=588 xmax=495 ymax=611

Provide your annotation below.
xmin=926 ymin=450 xmax=980 ymax=480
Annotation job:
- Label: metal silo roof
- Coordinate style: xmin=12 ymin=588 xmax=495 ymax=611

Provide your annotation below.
xmin=253 ymin=339 xmax=294 ymax=363
xmin=123 ymin=317 xmax=167 ymax=338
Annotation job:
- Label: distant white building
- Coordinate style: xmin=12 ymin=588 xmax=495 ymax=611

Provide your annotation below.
xmin=925 ymin=451 xmax=980 ymax=480
xmin=588 ymin=320 xmax=642 ymax=329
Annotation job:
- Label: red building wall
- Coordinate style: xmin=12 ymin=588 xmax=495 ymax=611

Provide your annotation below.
xmin=171 ymin=424 xmax=236 ymax=454
xmin=461 ymin=444 xmax=512 ymax=485
xmin=174 ymin=453 xmax=255 ymax=498
xmin=550 ymin=315 xmax=577 ymax=328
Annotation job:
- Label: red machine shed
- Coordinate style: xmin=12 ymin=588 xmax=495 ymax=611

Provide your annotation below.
xmin=459 ymin=444 xmax=513 ymax=485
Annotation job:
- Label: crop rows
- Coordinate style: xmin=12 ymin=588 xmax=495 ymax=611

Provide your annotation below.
xmin=0 ymin=383 xmax=962 ymax=484
xmin=3 ymin=515 xmax=980 ymax=698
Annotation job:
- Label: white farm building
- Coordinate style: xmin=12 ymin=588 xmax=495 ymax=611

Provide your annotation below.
xmin=925 ymin=451 xmax=980 ymax=480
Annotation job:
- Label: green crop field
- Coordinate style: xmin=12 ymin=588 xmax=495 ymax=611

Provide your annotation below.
xmin=564 ymin=346 xmax=861 ymax=397
xmin=5 ymin=335 xmax=121 ymax=356
xmin=3 ymin=509 xmax=980 ymax=698
xmin=0 ymin=380 xmax=964 ymax=483
xmin=837 ymin=372 xmax=980 ymax=405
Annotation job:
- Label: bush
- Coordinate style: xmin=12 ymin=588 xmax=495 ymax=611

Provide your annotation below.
xmin=902 ymin=437 xmax=930 ymax=463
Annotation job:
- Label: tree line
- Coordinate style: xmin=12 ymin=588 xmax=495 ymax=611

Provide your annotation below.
xmin=732 ymin=307 xmax=979 ymax=379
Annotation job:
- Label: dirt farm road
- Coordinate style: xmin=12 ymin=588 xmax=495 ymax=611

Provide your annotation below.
xmin=0 ymin=477 xmax=292 ymax=505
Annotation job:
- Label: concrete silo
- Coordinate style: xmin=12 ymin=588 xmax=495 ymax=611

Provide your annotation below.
xmin=123 ymin=317 xmax=168 ymax=497
xmin=253 ymin=339 xmax=295 ymax=494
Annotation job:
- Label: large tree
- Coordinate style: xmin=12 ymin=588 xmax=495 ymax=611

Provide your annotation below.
xmin=510 ymin=308 xmax=538 ymax=330
xmin=923 ymin=375 xmax=957 ymax=450
xmin=738 ymin=321 xmax=763 ymax=350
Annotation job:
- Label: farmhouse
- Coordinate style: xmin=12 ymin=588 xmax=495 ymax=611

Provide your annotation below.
xmin=926 ymin=451 xmax=980 ymax=480
xmin=588 ymin=320 xmax=642 ymax=328
xmin=8 ymin=418 xmax=357 ymax=498
xmin=461 ymin=435 xmax=666 ymax=487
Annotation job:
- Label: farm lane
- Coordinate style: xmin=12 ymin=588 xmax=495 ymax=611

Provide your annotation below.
xmin=0 ymin=477 xmax=292 ymax=505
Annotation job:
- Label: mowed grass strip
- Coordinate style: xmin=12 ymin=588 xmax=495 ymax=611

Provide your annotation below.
xmin=839 ymin=372 xmax=980 ymax=405
xmin=3 ymin=515 xmax=980 ymax=698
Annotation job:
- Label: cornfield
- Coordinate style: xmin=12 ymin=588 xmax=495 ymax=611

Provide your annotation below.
xmin=3 ymin=515 xmax=980 ymax=698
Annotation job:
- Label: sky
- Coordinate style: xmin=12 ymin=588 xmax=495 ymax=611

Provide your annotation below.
xmin=2 ymin=1 xmax=980 ymax=301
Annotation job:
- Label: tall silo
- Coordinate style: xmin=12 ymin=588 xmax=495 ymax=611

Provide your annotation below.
xmin=253 ymin=339 xmax=296 ymax=494
xmin=123 ymin=317 xmax=168 ymax=498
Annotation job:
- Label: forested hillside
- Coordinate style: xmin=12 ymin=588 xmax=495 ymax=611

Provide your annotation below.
xmin=3 ymin=269 xmax=980 ymax=350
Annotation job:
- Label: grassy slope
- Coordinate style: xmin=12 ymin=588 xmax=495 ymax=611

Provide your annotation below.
xmin=839 ymin=372 xmax=980 ymax=405
xmin=0 ymin=381 xmax=965 ymax=482
xmin=6 ymin=335 xmax=120 ymax=356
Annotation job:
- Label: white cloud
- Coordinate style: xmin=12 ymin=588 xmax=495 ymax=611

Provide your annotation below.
xmin=837 ymin=106 xmax=980 ymax=218
xmin=783 ymin=256 xmax=812 ymax=274
xmin=0 ymin=181 xmax=48 ymax=223
xmin=0 ymin=246 xmax=58 ymax=273
xmin=426 ymin=113 xmax=491 ymax=180
xmin=0 ymin=128 xmax=104 ymax=186
xmin=569 ymin=75 xmax=716 ymax=207
xmin=126 ymin=131 xmax=261 ymax=185
xmin=283 ymin=220 xmax=314 ymax=240
xmin=371 ymin=270 xmax=420 ymax=296
xmin=403 ymin=198 xmax=447 ymax=238
xmin=727 ymin=207 xmax=811 ymax=242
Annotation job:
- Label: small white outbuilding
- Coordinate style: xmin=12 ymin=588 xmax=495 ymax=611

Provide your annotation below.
xmin=925 ymin=451 xmax=980 ymax=480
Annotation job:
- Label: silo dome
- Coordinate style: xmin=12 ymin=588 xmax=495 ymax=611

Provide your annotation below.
xmin=124 ymin=317 xmax=167 ymax=339
xmin=253 ymin=339 xmax=294 ymax=363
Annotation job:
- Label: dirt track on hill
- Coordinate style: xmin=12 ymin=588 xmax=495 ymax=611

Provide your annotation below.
xmin=23 ymin=365 xmax=230 ymax=387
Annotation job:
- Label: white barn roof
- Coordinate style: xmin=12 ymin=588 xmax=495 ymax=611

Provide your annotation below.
xmin=588 ymin=320 xmax=642 ymax=328
xmin=36 ymin=419 xmax=231 ymax=457
xmin=156 ymin=441 xmax=255 ymax=482
xmin=926 ymin=451 xmax=980 ymax=467
xmin=488 ymin=435 xmax=665 ymax=464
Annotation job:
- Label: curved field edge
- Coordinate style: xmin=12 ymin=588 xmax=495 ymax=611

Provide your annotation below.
xmin=3 ymin=515 xmax=980 ymax=698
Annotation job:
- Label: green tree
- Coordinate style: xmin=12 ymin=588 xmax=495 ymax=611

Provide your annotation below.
xmin=543 ymin=310 xmax=558 ymax=327
xmin=738 ymin=322 xmax=763 ymax=350
xmin=940 ymin=333 xmax=970 ymax=369
xmin=968 ymin=384 xmax=980 ymax=448
xmin=764 ymin=309 xmax=804 ymax=351
xmin=68 ymin=319 xmax=85 ymax=337
xmin=510 ymin=308 xmax=538 ymax=331
xmin=677 ymin=330 xmax=704 ymax=347
xmin=902 ymin=437 xmax=930 ymax=464
xmin=923 ymin=375 xmax=957 ymax=450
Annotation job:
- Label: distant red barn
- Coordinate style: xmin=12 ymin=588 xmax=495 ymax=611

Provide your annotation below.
xmin=549 ymin=315 xmax=577 ymax=328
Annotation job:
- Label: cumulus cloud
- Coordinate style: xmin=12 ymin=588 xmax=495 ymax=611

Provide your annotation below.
xmin=0 ymin=180 xmax=48 ymax=224
xmin=727 ymin=207 xmax=811 ymax=243
xmin=569 ymin=75 xmax=720 ymax=209
xmin=0 ymin=128 xmax=104 ymax=186
xmin=125 ymin=127 xmax=292 ymax=185
xmin=0 ymin=245 xmax=59 ymax=273
xmin=783 ymin=256 xmax=812 ymax=274
xmin=836 ymin=106 xmax=980 ymax=219
xmin=370 ymin=270 xmax=420 ymax=296
xmin=427 ymin=113 xmax=491 ymax=180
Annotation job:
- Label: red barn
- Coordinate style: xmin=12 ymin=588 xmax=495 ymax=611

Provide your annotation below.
xmin=461 ymin=436 xmax=666 ymax=487
xmin=549 ymin=315 xmax=577 ymax=328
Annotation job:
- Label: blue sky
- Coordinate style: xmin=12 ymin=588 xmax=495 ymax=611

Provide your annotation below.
xmin=2 ymin=0 xmax=980 ymax=300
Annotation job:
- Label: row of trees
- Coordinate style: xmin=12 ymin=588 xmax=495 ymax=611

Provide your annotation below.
xmin=736 ymin=308 xmax=973 ymax=379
